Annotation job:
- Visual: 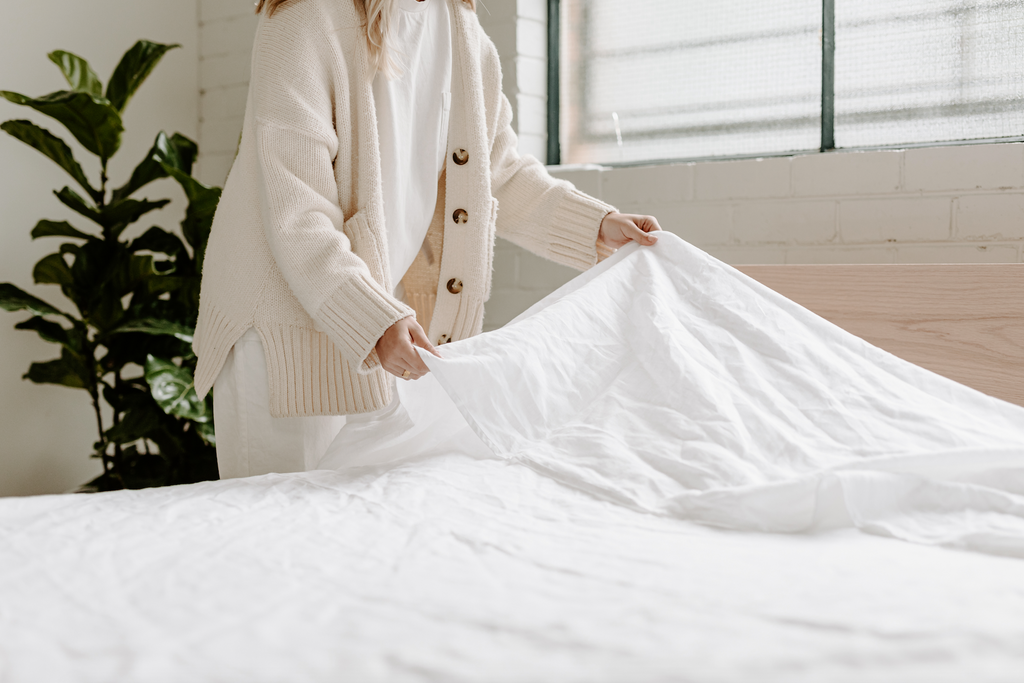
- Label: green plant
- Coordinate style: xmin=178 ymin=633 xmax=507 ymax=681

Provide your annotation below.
xmin=0 ymin=41 xmax=222 ymax=491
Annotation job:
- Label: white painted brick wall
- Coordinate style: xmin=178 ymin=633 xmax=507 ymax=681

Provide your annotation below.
xmin=191 ymin=0 xmax=1024 ymax=334
xmin=196 ymin=0 xmax=256 ymax=186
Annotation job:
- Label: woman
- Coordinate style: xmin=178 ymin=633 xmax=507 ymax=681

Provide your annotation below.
xmin=193 ymin=0 xmax=661 ymax=479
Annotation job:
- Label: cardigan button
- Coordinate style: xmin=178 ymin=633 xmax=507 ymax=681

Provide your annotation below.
xmin=453 ymin=148 xmax=469 ymax=165
xmin=452 ymin=208 xmax=469 ymax=225
xmin=446 ymin=278 xmax=463 ymax=294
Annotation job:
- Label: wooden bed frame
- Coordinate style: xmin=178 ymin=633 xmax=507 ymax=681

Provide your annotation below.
xmin=737 ymin=264 xmax=1024 ymax=408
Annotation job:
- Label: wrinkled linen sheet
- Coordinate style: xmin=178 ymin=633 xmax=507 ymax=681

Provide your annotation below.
xmin=3 ymin=232 xmax=1024 ymax=682
xmin=330 ymin=232 xmax=1024 ymax=557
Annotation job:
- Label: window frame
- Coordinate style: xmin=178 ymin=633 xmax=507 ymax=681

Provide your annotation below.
xmin=546 ymin=0 xmax=1024 ymax=167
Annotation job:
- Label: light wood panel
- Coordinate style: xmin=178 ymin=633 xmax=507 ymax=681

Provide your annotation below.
xmin=737 ymin=264 xmax=1024 ymax=408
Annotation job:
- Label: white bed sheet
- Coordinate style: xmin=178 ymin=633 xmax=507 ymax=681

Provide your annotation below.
xmin=3 ymin=233 xmax=1024 ymax=682
xmin=3 ymin=457 xmax=1024 ymax=682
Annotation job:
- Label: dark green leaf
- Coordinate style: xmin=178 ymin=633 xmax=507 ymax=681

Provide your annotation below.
xmin=130 ymin=226 xmax=185 ymax=257
xmin=31 ymin=220 xmax=94 ymax=241
xmin=54 ymin=187 xmax=169 ymax=233
xmin=0 ymin=282 xmax=66 ymax=317
xmin=195 ymin=419 xmax=216 ymax=446
xmin=166 ymin=133 xmax=198 ymax=176
xmin=102 ymin=383 xmax=150 ymax=412
xmin=48 ymin=50 xmax=103 ymax=97
xmin=107 ymin=318 xmax=193 ymax=343
xmin=54 ymin=186 xmax=102 ymax=224
xmin=0 ymin=90 xmax=123 ymax=160
xmin=106 ymin=41 xmax=180 ymax=113
xmin=24 ymin=348 xmax=91 ymax=389
xmin=144 ymin=355 xmax=210 ymax=422
xmin=14 ymin=316 xmax=70 ymax=345
xmin=0 ymin=120 xmax=100 ymax=201
xmin=33 ymin=253 xmax=73 ymax=286
xmin=163 ymin=166 xmax=221 ymax=271
xmin=104 ymin=198 xmax=171 ymax=238
xmin=106 ymin=405 xmax=163 ymax=444
xmin=111 ymin=131 xmax=197 ymax=203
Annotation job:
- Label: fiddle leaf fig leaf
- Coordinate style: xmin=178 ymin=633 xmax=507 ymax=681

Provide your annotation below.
xmin=162 ymin=165 xmax=221 ymax=270
xmin=0 ymin=120 xmax=100 ymax=201
xmin=54 ymin=186 xmax=102 ymax=224
xmin=144 ymin=355 xmax=210 ymax=422
xmin=0 ymin=282 xmax=66 ymax=317
xmin=33 ymin=253 xmax=74 ymax=286
xmin=112 ymin=131 xmax=197 ymax=203
xmin=24 ymin=348 xmax=91 ymax=389
xmin=0 ymin=90 xmax=123 ymax=160
xmin=106 ymin=41 xmax=180 ymax=114
xmin=103 ymin=198 xmax=171 ymax=238
xmin=54 ymin=186 xmax=169 ymax=233
xmin=195 ymin=419 xmax=216 ymax=446
xmin=48 ymin=50 xmax=103 ymax=97
xmin=14 ymin=316 xmax=70 ymax=346
xmin=165 ymin=133 xmax=198 ymax=175
xmin=105 ymin=405 xmax=163 ymax=444
xmin=130 ymin=226 xmax=185 ymax=257
xmin=108 ymin=318 xmax=193 ymax=343
xmin=31 ymin=220 xmax=94 ymax=241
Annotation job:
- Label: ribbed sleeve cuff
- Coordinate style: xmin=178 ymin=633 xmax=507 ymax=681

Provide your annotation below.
xmin=316 ymin=273 xmax=415 ymax=373
xmin=549 ymin=189 xmax=617 ymax=271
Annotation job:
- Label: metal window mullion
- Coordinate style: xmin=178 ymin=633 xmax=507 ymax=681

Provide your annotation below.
xmin=546 ymin=0 xmax=561 ymax=165
xmin=821 ymin=0 xmax=836 ymax=151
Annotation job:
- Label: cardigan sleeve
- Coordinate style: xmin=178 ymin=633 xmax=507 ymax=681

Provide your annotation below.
xmin=481 ymin=43 xmax=617 ymax=270
xmin=249 ymin=8 xmax=413 ymax=372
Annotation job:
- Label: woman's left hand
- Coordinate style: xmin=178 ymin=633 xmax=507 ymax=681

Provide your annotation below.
xmin=598 ymin=212 xmax=662 ymax=249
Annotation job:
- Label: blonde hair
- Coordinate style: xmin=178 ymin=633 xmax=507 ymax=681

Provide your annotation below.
xmin=255 ymin=0 xmax=476 ymax=79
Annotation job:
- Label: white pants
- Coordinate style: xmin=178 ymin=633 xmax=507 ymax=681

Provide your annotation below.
xmin=213 ymin=329 xmax=346 ymax=479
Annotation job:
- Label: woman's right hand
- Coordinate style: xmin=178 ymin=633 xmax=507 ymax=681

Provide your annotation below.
xmin=375 ymin=316 xmax=440 ymax=380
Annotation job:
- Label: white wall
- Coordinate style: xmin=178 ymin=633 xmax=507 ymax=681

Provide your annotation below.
xmin=0 ymin=0 xmax=199 ymax=496
xmin=196 ymin=0 xmax=258 ymax=186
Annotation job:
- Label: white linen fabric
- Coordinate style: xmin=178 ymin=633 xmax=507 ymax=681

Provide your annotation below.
xmin=324 ymin=232 xmax=1024 ymax=557
xmin=2 ymin=441 xmax=1024 ymax=681
xmin=372 ymin=0 xmax=453 ymax=286
xmin=212 ymin=329 xmax=345 ymax=478
xmin=3 ymin=233 xmax=1024 ymax=681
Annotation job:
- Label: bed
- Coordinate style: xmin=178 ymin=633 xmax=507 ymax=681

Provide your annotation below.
xmin=2 ymin=235 xmax=1023 ymax=683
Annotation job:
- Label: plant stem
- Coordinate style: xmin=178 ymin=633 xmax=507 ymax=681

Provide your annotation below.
xmin=89 ymin=386 xmax=106 ymax=467
xmin=112 ymin=370 xmax=123 ymax=473
xmin=98 ymin=160 xmax=108 ymax=209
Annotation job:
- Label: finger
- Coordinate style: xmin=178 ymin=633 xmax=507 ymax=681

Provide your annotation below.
xmin=625 ymin=219 xmax=657 ymax=245
xmin=401 ymin=338 xmax=431 ymax=375
xmin=632 ymin=216 xmax=659 ymax=244
xmin=392 ymin=361 xmax=424 ymax=381
xmin=409 ymin=322 xmax=442 ymax=358
xmin=383 ymin=363 xmax=407 ymax=379
xmin=640 ymin=215 xmax=662 ymax=233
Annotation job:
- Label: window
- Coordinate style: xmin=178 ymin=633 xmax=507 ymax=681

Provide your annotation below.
xmin=554 ymin=0 xmax=1024 ymax=166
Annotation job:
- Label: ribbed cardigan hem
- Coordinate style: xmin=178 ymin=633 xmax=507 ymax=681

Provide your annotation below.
xmin=550 ymin=190 xmax=616 ymax=270
xmin=315 ymin=272 xmax=415 ymax=374
xmin=193 ymin=303 xmax=394 ymax=417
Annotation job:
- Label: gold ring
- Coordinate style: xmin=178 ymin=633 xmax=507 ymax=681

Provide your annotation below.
xmin=402 ymin=370 xmax=411 ymax=379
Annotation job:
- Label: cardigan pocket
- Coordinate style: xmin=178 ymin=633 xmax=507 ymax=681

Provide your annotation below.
xmin=343 ymin=209 xmax=390 ymax=286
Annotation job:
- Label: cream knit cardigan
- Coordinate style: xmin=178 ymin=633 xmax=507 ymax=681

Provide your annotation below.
xmin=193 ymin=0 xmax=615 ymax=417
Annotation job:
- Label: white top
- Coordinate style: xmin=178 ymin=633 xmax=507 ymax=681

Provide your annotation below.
xmin=372 ymin=0 xmax=453 ymax=288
